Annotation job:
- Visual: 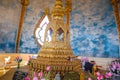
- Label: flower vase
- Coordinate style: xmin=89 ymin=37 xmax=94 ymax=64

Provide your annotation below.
xmin=17 ymin=62 xmax=20 ymax=69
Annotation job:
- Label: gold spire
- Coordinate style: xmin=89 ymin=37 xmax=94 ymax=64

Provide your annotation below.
xmin=65 ymin=0 xmax=72 ymax=12
xmin=21 ymin=0 xmax=29 ymax=6
xmin=52 ymin=0 xmax=64 ymax=19
xmin=65 ymin=0 xmax=72 ymax=27
xmin=45 ymin=7 xmax=49 ymax=14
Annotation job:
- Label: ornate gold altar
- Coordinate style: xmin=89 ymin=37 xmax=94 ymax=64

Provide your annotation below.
xmin=29 ymin=0 xmax=81 ymax=73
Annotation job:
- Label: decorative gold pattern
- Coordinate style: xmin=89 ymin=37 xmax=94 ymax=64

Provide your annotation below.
xmin=52 ymin=0 xmax=64 ymax=19
xmin=15 ymin=0 xmax=29 ymax=53
xmin=34 ymin=7 xmax=50 ymax=46
xmin=30 ymin=0 xmax=81 ymax=74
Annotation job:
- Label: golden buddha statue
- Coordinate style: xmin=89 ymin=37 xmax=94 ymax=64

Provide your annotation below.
xmin=29 ymin=0 xmax=81 ymax=74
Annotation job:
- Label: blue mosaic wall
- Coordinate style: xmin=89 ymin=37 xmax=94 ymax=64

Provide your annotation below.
xmin=0 ymin=0 xmax=119 ymax=58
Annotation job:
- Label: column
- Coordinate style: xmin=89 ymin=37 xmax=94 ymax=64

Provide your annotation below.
xmin=15 ymin=0 xmax=29 ymax=53
xmin=111 ymin=0 xmax=120 ymax=57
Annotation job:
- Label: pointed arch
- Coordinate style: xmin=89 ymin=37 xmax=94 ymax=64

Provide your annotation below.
xmin=56 ymin=28 xmax=64 ymax=41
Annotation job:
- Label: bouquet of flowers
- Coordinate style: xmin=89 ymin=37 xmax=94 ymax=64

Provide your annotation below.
xmin=88 ymin=71 xmax=112 ymax=80
xmin=96 ymin=72 xmax=112 ymax=80
xmin=109 ymin=58 xmax=120 ymax=76
xmin=15 ymin=56 xmax=22 ymax=69
xmin=24 ymin=66 xmax=51 ymax=80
